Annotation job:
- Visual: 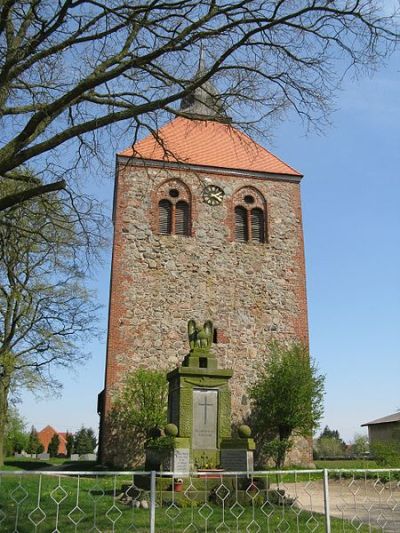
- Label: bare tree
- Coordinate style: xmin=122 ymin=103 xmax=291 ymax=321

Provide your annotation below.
xmin=0 ymin=1 xmax=398 ymax=210
xmin=0 ymin=180 xmax=104 ymax=465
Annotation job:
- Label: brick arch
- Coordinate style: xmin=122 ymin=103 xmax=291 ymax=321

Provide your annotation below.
xmin=151 ymin=178 xmax=192 ymax=236
xmin=230 ymin=186 xmax=268 ymax=243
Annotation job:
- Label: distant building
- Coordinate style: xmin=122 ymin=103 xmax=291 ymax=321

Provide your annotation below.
xmin=361 ymin=412 xmax=400 ymax=446
xmin=37 ymin=425 xmax=68 ymax=455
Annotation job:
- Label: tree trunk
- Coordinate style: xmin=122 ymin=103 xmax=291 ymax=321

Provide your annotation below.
xmin=277 ymin=427 xmax=292 ymax=469
xmin=0 ymin=377 xmax=10 ymax=467
xmin=276 ymin=446 xmax=285 ymax=470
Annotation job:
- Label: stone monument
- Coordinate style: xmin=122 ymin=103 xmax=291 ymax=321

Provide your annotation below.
xmin=147 ymin=319 xmax=255 ymax=474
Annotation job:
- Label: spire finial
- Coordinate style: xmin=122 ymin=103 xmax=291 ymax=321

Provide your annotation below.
xmin=179 ymin=46 xmax=231 ymax=122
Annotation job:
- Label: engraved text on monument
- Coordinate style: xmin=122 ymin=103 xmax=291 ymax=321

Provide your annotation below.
xmin=192 ymin=389 xmax=218 ymax=449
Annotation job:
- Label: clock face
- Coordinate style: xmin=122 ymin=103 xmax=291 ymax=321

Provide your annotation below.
xmin=203 ymin=185 xmax=225 ymax=206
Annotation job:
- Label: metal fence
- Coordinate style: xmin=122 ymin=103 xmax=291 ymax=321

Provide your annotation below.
xmin=1 ymin=468 xmax=400 ymax=532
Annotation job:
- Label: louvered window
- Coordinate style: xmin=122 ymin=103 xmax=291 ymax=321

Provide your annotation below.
xmin=175 ymin=201 xmax=189 ymax=236
xmin=251 ymin=208 xmax=265 ymax=243
xmin=235 ymin=206 xmax=248 ymax=242
xmin=159 ymin=199 xmax=172 ymax=234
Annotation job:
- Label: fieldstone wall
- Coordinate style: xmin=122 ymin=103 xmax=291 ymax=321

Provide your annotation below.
xmin=101 ymin=161 xmax=311 ymax=466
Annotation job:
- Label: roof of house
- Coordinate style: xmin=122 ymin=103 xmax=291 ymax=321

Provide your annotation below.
xmin=38 ymin=425 xmax=58 ymax=435
xmin=37 ymin=425 xmax=68 ymax=454
xmin=119 ymin=117 xmax=302 ymax=177
xmin=361 ymin=412 xmax=400 ymax=427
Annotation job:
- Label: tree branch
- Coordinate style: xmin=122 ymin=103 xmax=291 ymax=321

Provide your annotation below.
xmin=0 ymin=180 xmax=66 ymax=212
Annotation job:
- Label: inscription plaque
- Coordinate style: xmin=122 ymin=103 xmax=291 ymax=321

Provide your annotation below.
xmin=172 ymin=449 xmax=190 ymax=474
xmin=221 ymin=449 xmax=254 ymax=472
xmin=192 ymin=389 xmax=218 ymax=449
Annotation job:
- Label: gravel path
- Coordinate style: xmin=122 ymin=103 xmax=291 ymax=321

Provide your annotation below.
xmin=280 ymin=479 xmax=400 ymax=532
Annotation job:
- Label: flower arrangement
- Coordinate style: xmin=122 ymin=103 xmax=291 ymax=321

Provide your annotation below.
xmin=173 ymin=478 xmax=184 ymax=492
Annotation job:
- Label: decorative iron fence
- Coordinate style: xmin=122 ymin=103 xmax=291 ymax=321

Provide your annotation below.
xmin=1 ymin=468 xmax=400 ymax=532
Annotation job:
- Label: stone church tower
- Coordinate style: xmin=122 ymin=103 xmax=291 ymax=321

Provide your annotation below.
xmin=98 ymin=63 xmax=310 ymax=465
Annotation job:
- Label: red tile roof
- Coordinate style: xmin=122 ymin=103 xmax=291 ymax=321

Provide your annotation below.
xmin=119 ymin=117 xmax=301 ymax=177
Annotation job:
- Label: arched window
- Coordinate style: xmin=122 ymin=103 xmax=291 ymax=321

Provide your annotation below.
xmin=233 ymin=188 xmax=267 ymax=243
xmin=158 ymin=199 xmax=172 ymax=235
xmin=235 ymin=206 xmax=248 ymax=242
xmin=156 ymin=180 xmax=191 ymax=236
xmin=251 ymin=208 xmax=265 ymax=243
xmin=175 ymin=201 xmax=190 ymax=235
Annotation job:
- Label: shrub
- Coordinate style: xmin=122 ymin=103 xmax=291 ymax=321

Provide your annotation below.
xmin=249 ymin=342 xmax=325 ymax=468
xmin=47 ymin=434 xmax=60 ymax=457
xmin=106 ymin=369 xmax=168 ymax=467
xmin=4 ymin=408 xmax=28 ymax=456
xmin=66 ymin=432 xmax=74 ymax=456
xmin=74 ymin=427 xmax=96 ymax=454
xmin=371 ymin=441 xmax=400 ymax=467
xmin=26 ymin=426 xmax=43 ymax=454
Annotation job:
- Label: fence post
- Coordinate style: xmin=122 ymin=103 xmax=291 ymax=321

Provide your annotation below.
xmin=323 ymin=468 xmax=331 ymax=533
xmin=150 ymin=470 xmax=156 ymax=533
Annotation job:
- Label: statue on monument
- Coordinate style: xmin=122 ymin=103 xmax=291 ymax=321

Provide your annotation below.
xmin=188 ymin=319 xmax=213 ymax=351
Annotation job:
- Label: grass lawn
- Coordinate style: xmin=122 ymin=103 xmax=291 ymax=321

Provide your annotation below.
xmin=0 ymin=472 xmax=373 ymax=532
xmin=2 ymin=456 xmax=383 ymax=472
xmin=0 ymin=460 xmax=392 ymax=530
xmin=1 ymin=457 xmax=100 ymax=472
xmin=314 ymin=459 xmax=379 ymax=469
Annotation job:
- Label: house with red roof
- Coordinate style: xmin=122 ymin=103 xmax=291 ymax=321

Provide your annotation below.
xmin=37 ymin=425 xmax=68 ymax=455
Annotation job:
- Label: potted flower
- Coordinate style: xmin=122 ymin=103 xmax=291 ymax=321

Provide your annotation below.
xmin=173 ymin=478 xmax=184 ymax=492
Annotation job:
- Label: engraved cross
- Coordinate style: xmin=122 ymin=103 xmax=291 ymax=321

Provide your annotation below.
xmin=199 ymin=394 xmax=214 ymax=424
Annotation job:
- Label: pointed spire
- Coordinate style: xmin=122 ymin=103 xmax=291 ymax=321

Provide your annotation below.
xmin=180 ymin=48 xmax=230 ymax=122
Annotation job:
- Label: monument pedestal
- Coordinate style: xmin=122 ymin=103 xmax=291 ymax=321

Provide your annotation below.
xmin=220 ymin=437 xmax=255 ymax=472
xmin=170 ymin=438 xmax=190 ymax=474
xmin=146 ymin=319 xmax=255 ymax=474
xmin=167 ymin=363 xmax=233 ymax=470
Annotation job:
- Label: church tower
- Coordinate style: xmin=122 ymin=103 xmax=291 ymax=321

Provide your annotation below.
xmin=99 ymin=60 xmax=309 ymax=466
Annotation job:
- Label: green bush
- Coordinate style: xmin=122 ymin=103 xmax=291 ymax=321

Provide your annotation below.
xmin=249 ymin=342 xmax=325 ymax=468
xmin=66 ymin=432 xmax=74 ymax=456
xmin=74 ymin=427 xmax=96 ymax=454
xmin=26 ymin=426 xmax=43 ymax=454
xmin=107 ymin=369 xmax=168 ymax=467
xmin=4 ymin=407 xmax=28 ymax=456
xmin=47 ymin=434 xmax=60 ymax=457
xmin=371 ymin=441 xmax=400 ymax=467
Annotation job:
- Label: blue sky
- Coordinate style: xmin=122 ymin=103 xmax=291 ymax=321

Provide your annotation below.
xmin=19 ymin=52 xmax=399 ymax=444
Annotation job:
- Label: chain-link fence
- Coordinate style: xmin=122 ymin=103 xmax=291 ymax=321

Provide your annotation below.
xmin=1 ymin=468 xmax=400 ymax=532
